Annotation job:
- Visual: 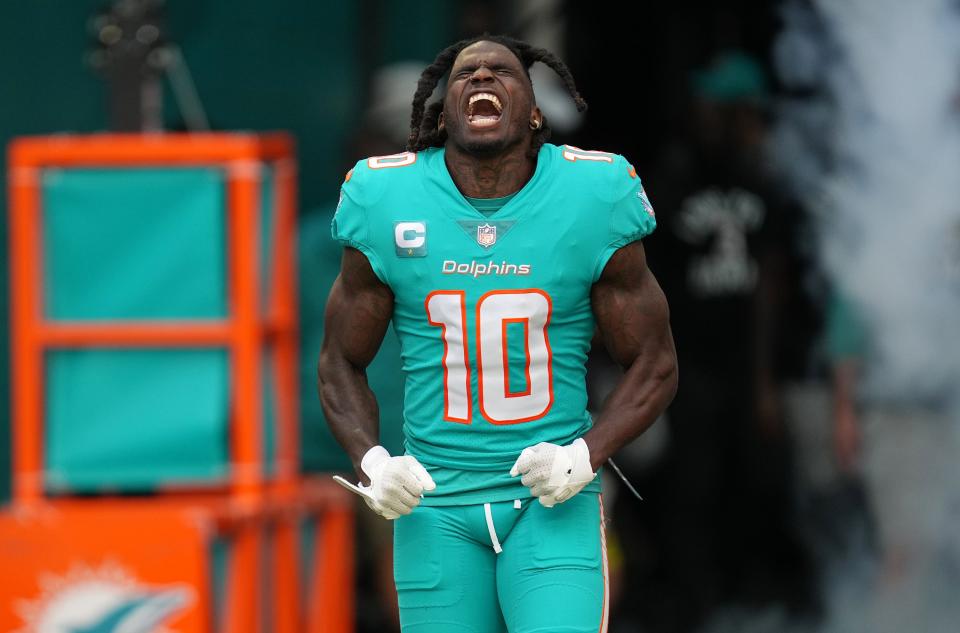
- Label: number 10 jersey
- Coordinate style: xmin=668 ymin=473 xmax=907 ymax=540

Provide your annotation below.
xmin=332 ymin=142 xmax=656 ymax=505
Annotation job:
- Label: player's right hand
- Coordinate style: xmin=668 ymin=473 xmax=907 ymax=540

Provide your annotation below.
xmin=342 ymin=446 xmax=436 ymax=519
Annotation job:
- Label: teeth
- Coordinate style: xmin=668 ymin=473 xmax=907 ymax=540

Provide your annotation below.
xmin=468 ymin=92 xmax=502 ymax=113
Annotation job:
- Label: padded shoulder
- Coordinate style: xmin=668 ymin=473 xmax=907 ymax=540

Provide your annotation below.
xmin=339 ymin=150 xmax=421 ymax=209
xmin=548 ymin=144 xmax=657 ymax=282
xmin=550 ymin=144 xmax=639 ymax=205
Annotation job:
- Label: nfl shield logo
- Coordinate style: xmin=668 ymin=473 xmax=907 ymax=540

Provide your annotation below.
xmin=477 ymin=223 xmax=497 ymax=248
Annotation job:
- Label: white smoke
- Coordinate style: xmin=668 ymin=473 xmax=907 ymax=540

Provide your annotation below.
xmin=776 ymin=0 xmax=960 ymax=400
xmin=772 ymin=1 xmax=960 ymax=632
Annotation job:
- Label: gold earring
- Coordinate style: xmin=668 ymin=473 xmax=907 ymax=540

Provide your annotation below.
xmin=529 ymin=119 xmax=541 ymax=130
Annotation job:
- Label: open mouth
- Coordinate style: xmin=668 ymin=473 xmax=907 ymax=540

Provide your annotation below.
xmin=465 ymin=92 xmax=503 ymax=128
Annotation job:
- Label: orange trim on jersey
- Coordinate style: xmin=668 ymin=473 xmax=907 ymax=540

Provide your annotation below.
xmin=425 ymin=290 xmax=471 ymax=424
xmin=501 ymin=318 xmax=532 ymax=398
xmin=627 ymin=165 xmax=637 ymax=179
xmin=344 ymin=168 xmax=353 ymax=182
xmin=477 ymin=289 xmax=554 ymax=425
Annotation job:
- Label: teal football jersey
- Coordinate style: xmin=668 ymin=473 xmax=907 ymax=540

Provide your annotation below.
xmin=332 ymin=143 xmax=656 ymax=505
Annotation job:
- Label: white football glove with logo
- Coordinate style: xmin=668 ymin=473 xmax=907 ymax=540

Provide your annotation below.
xmin=509 ymin=438 xmax=596 ymax=507
xmin=332 ymin=445 xmax=436 ymax=519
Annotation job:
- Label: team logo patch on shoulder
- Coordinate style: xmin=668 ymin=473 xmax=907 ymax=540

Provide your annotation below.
xmin=638 ymin=186 xmax=655 ymax=217
xmin=477 ymin=223 xmax=497 ymax=247
xmin=395 ymin=221 xmax=427 ymax=257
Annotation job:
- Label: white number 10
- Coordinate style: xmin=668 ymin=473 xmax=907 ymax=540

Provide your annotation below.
xmin=426 ymin=289 xmax=554 ymax=425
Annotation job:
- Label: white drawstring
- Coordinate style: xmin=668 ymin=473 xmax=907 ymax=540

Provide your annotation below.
xmin=483 ymin=502 xmax=503 ymax=553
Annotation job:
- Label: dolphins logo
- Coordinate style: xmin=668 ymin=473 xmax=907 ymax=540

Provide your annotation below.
xmin=15 ymin=563 xmax=195 ymax=633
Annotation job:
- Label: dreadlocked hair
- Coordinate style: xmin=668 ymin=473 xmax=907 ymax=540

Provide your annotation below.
xmin=406 ymin=34 xmax=588 ymax=159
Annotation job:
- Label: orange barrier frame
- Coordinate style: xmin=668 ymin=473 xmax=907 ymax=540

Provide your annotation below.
xmin=6 ymin=133 xmax=355 ymax=632
xmin=7 ymin=133 xmax=299 ymax=505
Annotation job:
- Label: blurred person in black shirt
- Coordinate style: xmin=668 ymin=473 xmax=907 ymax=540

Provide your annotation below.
xmin=643 ymin=51 xmax=815 ymax=632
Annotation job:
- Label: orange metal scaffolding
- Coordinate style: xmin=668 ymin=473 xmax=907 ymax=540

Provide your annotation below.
xmin=3 ymin=133 xmax=353 ymax=633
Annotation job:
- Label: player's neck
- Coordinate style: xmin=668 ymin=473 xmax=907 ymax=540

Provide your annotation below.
xmin=444 ymin=143 xmax=536 ymax=199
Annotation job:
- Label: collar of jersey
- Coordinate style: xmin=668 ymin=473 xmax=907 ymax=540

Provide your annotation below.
xmin=425 ymin=143 xmax=554 ymax=221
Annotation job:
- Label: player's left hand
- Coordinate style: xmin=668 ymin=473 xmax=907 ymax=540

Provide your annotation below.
xmin=509 ymin=438 xmax=595 ymax=507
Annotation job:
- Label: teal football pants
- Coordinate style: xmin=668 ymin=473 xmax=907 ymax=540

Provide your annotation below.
xmin=393 ymin=493 xmax=608 ymax=633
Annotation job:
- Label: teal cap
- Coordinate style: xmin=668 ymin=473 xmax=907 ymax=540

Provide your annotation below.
xmin=692 ymin=51 xmax=769 ymax=103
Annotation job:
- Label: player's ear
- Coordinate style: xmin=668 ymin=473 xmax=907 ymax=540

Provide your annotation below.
xmin=529 ymin=106 xmax=543 ymax=131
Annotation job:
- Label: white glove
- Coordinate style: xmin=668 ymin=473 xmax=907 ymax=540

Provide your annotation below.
xmin=332 ymin=446 xmax=436 ymax=519
xmin=509 ymin=438 xmax=596 ymax=507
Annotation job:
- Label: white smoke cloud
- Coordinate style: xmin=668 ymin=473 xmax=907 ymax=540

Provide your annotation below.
xmin=772 ymin=1 xmax=960 ymax=631
xmin=776 ymin=0 xmax=960 ymax=401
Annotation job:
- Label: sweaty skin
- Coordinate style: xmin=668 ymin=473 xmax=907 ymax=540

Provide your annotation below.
xmin=318 ymin=39 xmax=677 ymax=483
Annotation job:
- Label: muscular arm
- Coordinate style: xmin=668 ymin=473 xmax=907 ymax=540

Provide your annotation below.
xmin=583 ymin=241 xmax=678 ymax=471
xmin=317 ymin=247 xmax=394 ymax=481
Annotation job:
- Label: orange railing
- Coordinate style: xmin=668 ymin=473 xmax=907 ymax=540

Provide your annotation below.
xmin=4 ymin=133 xmax=353 ymax=633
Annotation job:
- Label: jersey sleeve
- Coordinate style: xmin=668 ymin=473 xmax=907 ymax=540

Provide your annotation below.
xmin=592 ymin=157 xmax=658 ymax=282
xmin=330 ymin=161 xmax=389 ymax=283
